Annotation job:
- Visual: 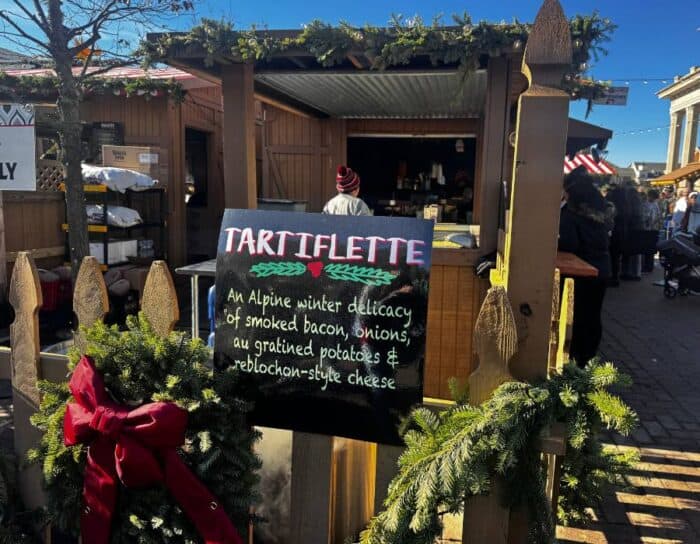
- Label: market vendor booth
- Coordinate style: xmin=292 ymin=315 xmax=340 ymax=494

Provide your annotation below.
xmin=150 ymin=16 xmax=606 ymax=401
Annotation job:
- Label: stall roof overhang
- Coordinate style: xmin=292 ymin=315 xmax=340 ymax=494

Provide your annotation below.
xmin=255 ymin=70 xmax=487 ymax=119
xmin=566 ymin=118 xmax=612 ymax=156
xmin=149 ymin=29 xmax=500 ymax=119
xmin=650 ymin=162 xmax=700 ymax=186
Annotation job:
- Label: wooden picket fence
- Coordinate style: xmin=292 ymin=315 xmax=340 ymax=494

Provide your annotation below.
xmin=4 ymin=252 xmax=573 ymax=544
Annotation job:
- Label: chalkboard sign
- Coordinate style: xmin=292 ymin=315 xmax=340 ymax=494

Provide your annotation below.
xmin=214 ymin=209 xmax=433 ymax=445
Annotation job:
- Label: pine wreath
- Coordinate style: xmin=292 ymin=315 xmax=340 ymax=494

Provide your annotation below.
xmin=29 ymin=314 xmax=261 ymax=543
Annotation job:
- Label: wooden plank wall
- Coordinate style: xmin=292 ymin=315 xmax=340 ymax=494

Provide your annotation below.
xmin=345 ymin=118 xmax=480 ymax=136
xmin=424 ymin=262 xmax=487 ymax=399
xmin=3 ymin=191 xmax=65 ymax=278
xmin=260 ymin=105 xmax=346 ymax=212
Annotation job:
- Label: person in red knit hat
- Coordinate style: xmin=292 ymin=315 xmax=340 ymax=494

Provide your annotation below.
xmin=322 ymin=165 xmax=372 ymax=216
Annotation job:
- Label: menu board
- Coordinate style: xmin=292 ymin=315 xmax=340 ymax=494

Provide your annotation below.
xmin=214 ymin=209 xmax=433 ymax=445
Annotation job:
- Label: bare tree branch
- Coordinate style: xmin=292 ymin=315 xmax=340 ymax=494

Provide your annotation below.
xmin=12 ymin=0 xmax=48 ymax=34
xmin=0 ymin=10 xmax=49 ymax=50
xmin=0 ymin=30 xmax=50 ymax=57
xmin=31 ymin=0 xmax=49 ymax=29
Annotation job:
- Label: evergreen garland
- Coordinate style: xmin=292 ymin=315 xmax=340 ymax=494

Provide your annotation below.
xmin=142 ymin=12 xmax=616 ymax=108
xmin=29 ymin=314 xmax=261 ymax=543
xmin=0 ymin=72 xmax=186 ymax=104
xmin=360 ymin=361 xmax=638 ymax=544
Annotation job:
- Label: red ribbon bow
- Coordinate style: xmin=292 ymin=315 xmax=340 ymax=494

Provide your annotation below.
xmin=64 ymin=356 xmax=243 ymax=544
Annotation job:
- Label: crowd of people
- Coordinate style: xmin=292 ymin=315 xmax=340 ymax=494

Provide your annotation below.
xmin=559 ymin=167 xmax=700 ymax=367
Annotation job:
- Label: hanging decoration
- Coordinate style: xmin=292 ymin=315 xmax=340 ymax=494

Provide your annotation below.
xmin=142 ymin=12 xmax=616 ymax=110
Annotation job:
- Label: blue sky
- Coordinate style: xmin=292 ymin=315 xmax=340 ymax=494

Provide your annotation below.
xmin=2 ymin=0 xmax=697 ymax=166
xmin=173 ymin=0 xmax=699 ymax=167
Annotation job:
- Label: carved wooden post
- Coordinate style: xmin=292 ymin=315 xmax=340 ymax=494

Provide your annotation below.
xmin=492 ymin=0 xmax=573 ymax=383
xmin=73 ymin=256 xmax=109 ymax=352
xmin=8 ymin=252 xmax=45 ymax=510
xmin=462 ymin=286 xmax=517 ymax=543
xmin=547 ymin=269 xmax=561 ymax=372
xmin=142 ymin=260 xmax=180 ymax=337
xmin=556 ymin=278 xmax=574 ymax=370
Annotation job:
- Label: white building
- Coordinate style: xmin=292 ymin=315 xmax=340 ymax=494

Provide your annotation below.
xmin=658 ymin=66 xmax=700 ymax=172
xmin=629 ymin=161 xmax=666 ymax=184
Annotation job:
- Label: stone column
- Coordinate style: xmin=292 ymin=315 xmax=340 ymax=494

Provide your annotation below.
xmin=667 ymin=110 xmax=682 ymax=172
xmin=681 ymin=106 xmax=698 ymax=166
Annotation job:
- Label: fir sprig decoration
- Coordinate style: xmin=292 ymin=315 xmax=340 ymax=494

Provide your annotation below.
xmin=250 ymin=261 xmax=306 ymax=277
xmin=29 ymin=314 xmax=261 ymax=543
xmin=324 ymin=264 xmax=395 ymax=286
xmin=361 ymin=361 xmax=638 ymax=544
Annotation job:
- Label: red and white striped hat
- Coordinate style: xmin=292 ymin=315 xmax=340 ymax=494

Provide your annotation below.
xmin=336 ymin=166 xmax=361 ymax=193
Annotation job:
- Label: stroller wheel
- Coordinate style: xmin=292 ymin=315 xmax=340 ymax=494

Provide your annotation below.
xmin=664 ymin=286 xmax=677 ymax=299
xmin=680 ymin=288 xmax=690 ymax=297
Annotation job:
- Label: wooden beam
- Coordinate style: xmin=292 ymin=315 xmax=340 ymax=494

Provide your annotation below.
xmin=254 ymin=94 xmax=315 ymax=119
xmin=289 ymin=433 xmax=333 ymax=544
xmin=477 ymin=56 xmax=511 ymax=255
xmin=167 ymin=100 xmax=186 ymax=267
xmin=498 ymin=0 xmax=572 ymax=383
xmin=222 ymin=63 xmax=258 ymax=209
xmin=7 ymin=246 xmax=64 ymax=262
xmin=0 ymin=193 xmax=6 ymax=303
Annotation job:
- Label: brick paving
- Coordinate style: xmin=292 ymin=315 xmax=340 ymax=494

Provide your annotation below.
xmin=557 ymin=267 xmax=700 ymax=544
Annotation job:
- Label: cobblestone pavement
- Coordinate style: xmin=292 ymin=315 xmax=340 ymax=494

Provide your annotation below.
xmin=557 ymin=267 xmax=700 ymax=544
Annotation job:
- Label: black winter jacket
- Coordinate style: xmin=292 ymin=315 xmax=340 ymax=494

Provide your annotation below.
xmin=558 ymin=204 xmax=612 ymax=280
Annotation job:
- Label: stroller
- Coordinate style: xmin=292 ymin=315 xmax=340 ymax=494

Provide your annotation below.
xmin=657 ymin=228 xmax=700 ymax=298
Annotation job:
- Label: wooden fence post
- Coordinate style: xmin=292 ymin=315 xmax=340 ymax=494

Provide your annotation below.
xmin=142 ymin=260 xmax=179 ymax=337
xmin=73 ymin=256 xmax=109 ymax=352
xmin=495 ymin=0 xmax=572 ymax=383
xmin=8 ymin=252 xmax=45 ymax=511
xmin=462 ymin=286 xmax=517 ymax=543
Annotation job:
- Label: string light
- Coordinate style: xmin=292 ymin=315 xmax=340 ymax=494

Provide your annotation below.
xmin=614 ymin=117 xmax=700 ymax=137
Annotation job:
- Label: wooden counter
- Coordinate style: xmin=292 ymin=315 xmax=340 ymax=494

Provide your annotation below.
xmin=425 ymin=248 xmax=486 ymax=399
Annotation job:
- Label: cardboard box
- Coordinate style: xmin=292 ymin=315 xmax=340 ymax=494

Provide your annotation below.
xmin=102 ymin=145 xmax=167 ymax=181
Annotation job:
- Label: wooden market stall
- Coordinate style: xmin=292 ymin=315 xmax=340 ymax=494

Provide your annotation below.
xmin=1 ymin=66 xmax=226 ymax=281
xmin=1 ymin=1 xmax=594 ymax=543
xmin=151 ymin=29 xmax=609 ymax=402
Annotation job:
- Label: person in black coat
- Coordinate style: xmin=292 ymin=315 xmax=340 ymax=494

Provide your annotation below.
xmin=559 ymin=168 xmax=613 ymax=367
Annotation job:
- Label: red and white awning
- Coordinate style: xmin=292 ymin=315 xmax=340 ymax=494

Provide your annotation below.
xmin=564 ymin=154 xmax=616 ymax=175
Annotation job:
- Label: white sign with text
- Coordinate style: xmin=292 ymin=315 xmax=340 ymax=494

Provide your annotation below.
xmin=0 ymin=103 xmax=36 ymax=191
